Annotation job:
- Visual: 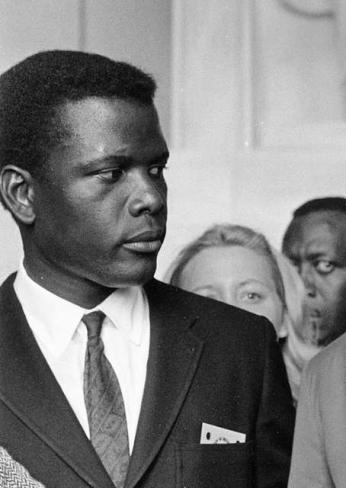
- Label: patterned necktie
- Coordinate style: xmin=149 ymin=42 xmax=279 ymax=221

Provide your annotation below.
xmin=83 ymin=311 xmax=130 ymax=488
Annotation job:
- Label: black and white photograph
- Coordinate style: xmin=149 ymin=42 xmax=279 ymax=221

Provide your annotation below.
xmin=0 ymin=1 xmax=345 ymax=487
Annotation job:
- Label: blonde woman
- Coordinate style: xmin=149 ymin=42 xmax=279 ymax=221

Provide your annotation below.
xmin=167 ymin=224 xmax=320 ymax=404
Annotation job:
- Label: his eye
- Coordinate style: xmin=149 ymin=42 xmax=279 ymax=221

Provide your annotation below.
xmin=289 ymin=259 xmax=300 ymax=270
xmin=148 ymin=165 xmax=167 ymax=178
xmin=98 ymin=168 xmax=124 ymax=182
xmin=315 ymin=260 xmax=335 ymax=274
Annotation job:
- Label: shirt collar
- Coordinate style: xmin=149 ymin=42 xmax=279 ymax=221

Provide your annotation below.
xmin=13 ymin=263 xmax=148 ymax=357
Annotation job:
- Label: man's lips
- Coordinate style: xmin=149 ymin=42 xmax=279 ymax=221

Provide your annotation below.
xmin=304 ymin=303 xmax=322 ymax=321
xmin=122 ymin=230 xmax=164 ymax=253
xmin=309 ymin=310 xmax=321 ymax=318
xmin=305 ymin=309 xmax=322 ymax=327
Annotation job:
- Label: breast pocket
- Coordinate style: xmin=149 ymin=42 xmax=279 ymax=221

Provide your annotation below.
xmin=176 ymin=441 xmax=254 ymax=488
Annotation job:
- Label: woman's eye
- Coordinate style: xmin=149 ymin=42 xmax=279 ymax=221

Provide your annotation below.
xmin=315 ymin=260 xmax=335 ymax=274
xmin=239 ymin=291 xmax=262 ymax=303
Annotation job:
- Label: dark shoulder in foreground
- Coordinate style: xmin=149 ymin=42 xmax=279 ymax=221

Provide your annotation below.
xmin=145 ymin=278 xmax=276 ymax=343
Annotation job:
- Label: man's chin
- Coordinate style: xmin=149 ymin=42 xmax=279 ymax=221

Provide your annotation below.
xmin=302 ymin=317 xmax=341 ymax=347
xmin=100 ymin=261 xmax=157 ymax=289
xmin=301 ymin=316 xmax=327 ymax=346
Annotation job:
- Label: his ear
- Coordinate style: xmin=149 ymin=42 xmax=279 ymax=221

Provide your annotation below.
xmin=0 ymin=164 xmax=35 ymax=224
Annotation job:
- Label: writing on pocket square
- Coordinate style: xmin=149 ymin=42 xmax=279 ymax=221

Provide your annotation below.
xmin=200 ymin=422 xmax=246 ymax=444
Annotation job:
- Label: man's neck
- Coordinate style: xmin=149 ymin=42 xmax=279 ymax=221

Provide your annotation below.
xmin=23 ymin=258 xmax=115 ymax=309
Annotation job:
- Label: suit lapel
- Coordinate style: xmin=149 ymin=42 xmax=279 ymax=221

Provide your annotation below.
xmin=0 ymin=275 xmax=114 ymax=488
xmin=126 ymin=280 xmax=204 ymax=488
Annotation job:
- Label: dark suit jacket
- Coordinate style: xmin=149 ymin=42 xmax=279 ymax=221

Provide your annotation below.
xmin=0 ymin=274 xmax=294 ymax=488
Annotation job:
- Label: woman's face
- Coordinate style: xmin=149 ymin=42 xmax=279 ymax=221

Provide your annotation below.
xmin=179 ymin=245 xmax=284 ymax=334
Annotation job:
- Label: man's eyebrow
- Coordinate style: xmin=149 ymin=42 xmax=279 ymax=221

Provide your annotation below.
xmin=82 ymin=155 xmax=131 ymax=168
xmin=149 ymin=150 xmax=170 ymax=164
xmin=306 ymin=251 xmax=329 ymax=260
xmin=83 ymin=151 xmax=169 ymax=170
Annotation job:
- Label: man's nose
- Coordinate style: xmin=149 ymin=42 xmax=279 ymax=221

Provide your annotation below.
xmin=128 ymin=174 xmax=166 ymax=217
xmin=300 ymin=263 xmax=316 ymax=297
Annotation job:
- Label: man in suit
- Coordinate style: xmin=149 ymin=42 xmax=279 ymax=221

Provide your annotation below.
xmin=282 ymin=197 xmax=346 ymax=347
xmin=0 ymin=50 xmax=294 ymax=488
xmin=283 ymin=200 xmax=346 ymax=488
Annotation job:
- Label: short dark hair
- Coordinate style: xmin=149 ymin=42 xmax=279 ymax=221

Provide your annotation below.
xmin=0 ymin=50 xmax=156 ymax=177
xmin=292 ymin=197 xmax=346 ymax=218
xmin=282 ymin=197 xmax=346 ymax=253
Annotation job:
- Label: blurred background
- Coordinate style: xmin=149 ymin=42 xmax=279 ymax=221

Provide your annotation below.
xmin=0 ymin=0 xmax=346 ymax=281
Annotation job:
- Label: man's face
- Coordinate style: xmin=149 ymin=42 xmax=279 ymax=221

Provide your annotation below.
xmin=30 ymin=97 xmax=168 ymax=289
xmin=283 ymin=211 xmax=346 ymax=346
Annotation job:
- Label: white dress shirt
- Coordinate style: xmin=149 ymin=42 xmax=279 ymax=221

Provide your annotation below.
xmin=13 ymin=263 xmax=150 ymax=453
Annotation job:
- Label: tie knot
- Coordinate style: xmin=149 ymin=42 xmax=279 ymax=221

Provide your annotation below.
xmin=83 ymin=311 xmax=106 ymax=339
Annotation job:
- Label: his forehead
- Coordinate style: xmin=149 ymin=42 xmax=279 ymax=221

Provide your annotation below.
xmin=295 ymin=211 xmax=346 ymax=234
xmin=287 ymin=210 xmax=346 ymax=250
xmin=53 ymin=96 xmax=164 ymax=152
xmin=57 ymin=96 xmax=158 ymax=127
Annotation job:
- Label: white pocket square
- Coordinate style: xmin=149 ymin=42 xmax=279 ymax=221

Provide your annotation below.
xmin=200 ymin=422 xmax=246 ymax=444
xmin=0 ymin=447 xmax=45 ymax=487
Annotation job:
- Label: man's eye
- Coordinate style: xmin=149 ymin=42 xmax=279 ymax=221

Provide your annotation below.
xmin=98 ymin=169 xmax=124 ymax=182
xmin=289 ymin=259 xmax=300 ymax=269
xmin=315 ymin=260 xmax=335 ymax=274
xmin=148 ymin=165 xmax=167 ymax=178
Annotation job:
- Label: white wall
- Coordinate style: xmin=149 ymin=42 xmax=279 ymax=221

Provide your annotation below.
xmin=157 ymin=0 xmax=346 ymax=279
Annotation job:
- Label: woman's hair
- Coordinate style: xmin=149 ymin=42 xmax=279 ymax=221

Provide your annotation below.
xmin=167 ymin=223 xmax=286 ymax=307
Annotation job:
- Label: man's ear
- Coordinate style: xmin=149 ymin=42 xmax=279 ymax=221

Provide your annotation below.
xmin=0 ymin=164 xmax=35 ymax=224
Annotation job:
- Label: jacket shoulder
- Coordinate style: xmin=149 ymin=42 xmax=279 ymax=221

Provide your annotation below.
xmin=146 ymin=279 xmax=276 ymax=343
xmin=305 ymin=331 xmax=346 ymax=379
